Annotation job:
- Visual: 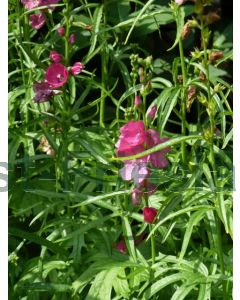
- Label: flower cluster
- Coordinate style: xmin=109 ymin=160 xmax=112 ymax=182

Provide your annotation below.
xmin=33 ymin=49 xmax=84 ymax=102
xmin=21 ymin=0 xmax=60 ymax=30
xmin=115 ymin=120 xmax=171 ymax=223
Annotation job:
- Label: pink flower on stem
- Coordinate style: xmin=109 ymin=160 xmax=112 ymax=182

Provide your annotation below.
xmin=147 ymin=105 xmax=158 ymax=120
xmin=116 ymin=121 xmax=147 ymax=158
xmin=45 ymin=63 xmax=69 ymax=88
xmin=33 ymin=81 xmax=55 ymax=103
xmin=49 ymin=51 xmax=62 ymax=63
xmin=71 ymin=62 xmax=84 ymax=76
xmin=69 ymin=33 xmax=76 ymax=45
xmin=21 ymin=0 xmax=41 ymax=9
xmin=119 ymin=160 xmax=150 ymax=186
xmin=146 ymin=129 xmax=171 ymax=169
xmin=29 ymin=13 xmax=46 ymax=30
xmin=143 ymin=207 xmax=157 ymax=224
xmin=57 ymin=26 xmax=65 ymax=36
xmin=134 ymin=95 xmax=142 ymax=108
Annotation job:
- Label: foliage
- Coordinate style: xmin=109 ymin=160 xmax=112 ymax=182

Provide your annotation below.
xmin=9 ymin=0 xmax=233 ymax=299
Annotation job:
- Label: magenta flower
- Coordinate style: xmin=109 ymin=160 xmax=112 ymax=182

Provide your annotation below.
xmin=57 ymin=26 xmax=65 ymax=36
xmin=49 ymin=51 xmax=62 ymax=63
xmin=29 ymin=13 xmax=46 ymax=30
xmin=33 ymin=81 xmax=57 ymax=103
xmin=143 ymin=207 xmax=157 ymax=224
xmin=147 ymin=105 xmax=158 ymax=120
xmin=134 ymin=95 xmax=142 ymax=108
xmin=146 ymin=129 xmax=171 ymax=169
xmin=69 ymin=33 xmax=76 ymax=45
xmin=21 ymin=0 xmax=60 ymax=9
xmin=21 ymin=0 xmax=41 ymax=9
xmin=45 ymin=63 xmax=69 ymax=88
xmin=71 ymin=62 xmax=84 ymax=76
xmin=116 ymin=121 xmax=146 ymax=158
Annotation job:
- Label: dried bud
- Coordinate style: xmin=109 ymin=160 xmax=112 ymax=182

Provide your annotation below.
xmin=203 ymin=11 xmax=221 ymax=25
xmin=199 ymin=72 xmax=206 ymax=81
xmin=85 ymin=25 xmax=92 ymax=31
xmin=187 ymin=85 xmax=197 ymax=101
xmin=209 ymin=51 xmax=224 ymax=62
xmin=39 ymin=136 xmax=55 ymax=156
xmin=181 ymin=23 xmax=191 ymax=39
xmin=177 ymin=75 xmax=183 ymax=84
xmin=186 ymin=85 xmax=197 ymax=113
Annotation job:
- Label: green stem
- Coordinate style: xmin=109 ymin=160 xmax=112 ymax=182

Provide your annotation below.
xmin=178 ymin=37 xmax=187 ymax=165
xmin=64 ymin=1 xmax=70 ymax=65
xmin=150 ymin=226 xmax=156 ymax=264
xmin=100 ymin=6 xmax=108 ymax=128
xmin=201 ymin=21 xmax=226 ymax=300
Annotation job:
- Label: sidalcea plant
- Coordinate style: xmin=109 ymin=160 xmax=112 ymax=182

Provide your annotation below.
xmin=8 ymin=0 xmax=232 ymax=299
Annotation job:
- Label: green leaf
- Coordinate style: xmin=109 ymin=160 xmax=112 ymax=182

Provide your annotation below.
xmin=9 ymin=227 xmax=68 ymax=257
xmin=170 ymin=284 xmax=196 ymax=300
xmin=180 ymin=208 xmax=211 ymax=259
xmin=122 ymin=216 xmax=137 ymax=262
xmin=86 ymin=268 xmax=120 ymax=300
xmin=142 ymin=273 xmax=184 ymax=299
xmin=168 ymin=6 xmax=185 ymax=51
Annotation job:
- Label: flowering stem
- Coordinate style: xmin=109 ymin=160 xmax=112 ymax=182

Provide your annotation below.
xmin=178 ymin=37 xmax=187 ymax=165
xmin=201 ymin=21 xmax=227 ymax=300
xmin=150 ymin=226 xmax=156 ymax=264
xmin=64 ymin=1 xmax=70 ymax=65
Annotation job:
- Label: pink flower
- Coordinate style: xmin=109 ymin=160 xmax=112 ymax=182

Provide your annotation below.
xmin=116 ymin=241 xmax=127 ymax=254
xmin=21 ymin=0 xmax=60 ymax=9
xmin=69 ymin=33 xmax=76 ymax=45
xmin=49 ymin=51 xmax=62 ymax=63
xmin=29 ymin=13 xmax=46 ymax=30
xmin=143 ymin=207 xmax=157 ymax=224
xmin=119 ymin=160 xmax=150 ymax=186
xmin=21 ymin=0 xmax=41 ymax=9
xmin=71 ymin=62 xmax=84 ymax=76
xmin=147 ymin=105 xmax=158 ymax=120
xmin=134 ymin=95 xmax=142 ymax=107
xmin=116 ymin=121 xmax=147 ymax=158
xmin=146 ymin=129 xmax=171 ymax=169
xmin=45 ymin=63 xmax=69 ymax=88
xmin=57 ymin=26 xmax=65 ymax=36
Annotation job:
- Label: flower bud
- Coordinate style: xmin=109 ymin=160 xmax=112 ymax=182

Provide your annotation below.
xmin=116 ymin=241 xmax=127 ymax=254
xmin=143 ymin=207 xmax=157 ymax=224
xmin=49 ymin=51 xmax=62 ymax=63
xmin=134 ymin=95 xmax=142 ymax=108
xmin=57 ymin=26 xmax=65 ymax=36
xmin=71 ymin=62 xmax=84 ymax=75
xmin=147 ymin=105 xmax=157 ymax=120
xmin=69 ymin=33 xmax=76 ymax=45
